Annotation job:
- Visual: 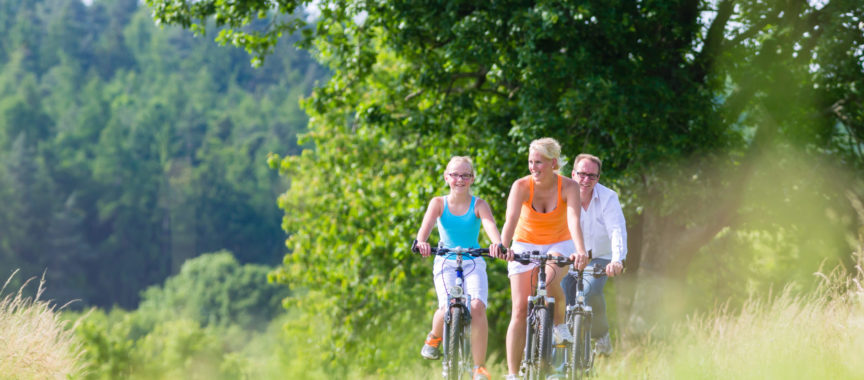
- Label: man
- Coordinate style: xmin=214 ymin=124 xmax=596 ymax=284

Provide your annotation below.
xmin=562 ymin=153 xmax=626 ymax=355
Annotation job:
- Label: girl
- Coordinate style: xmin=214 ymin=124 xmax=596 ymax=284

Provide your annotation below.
xmin=415 ymin=156 xmax=502 ymax=380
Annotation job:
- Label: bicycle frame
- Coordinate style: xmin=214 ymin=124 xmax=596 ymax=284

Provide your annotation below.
xmin=441 ymin=252 xmax=472 ymax=379
xmin=563 ymin=265 xmax=606 ymax=380
xmin=412 ymin=241 xmax=491 ymax=380
xmin=515 ymin=252 xmax=572 ymax=380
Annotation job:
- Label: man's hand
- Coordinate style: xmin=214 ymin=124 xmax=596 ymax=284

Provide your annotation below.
xmin=606 ymin=260 xmax=624 ymax=276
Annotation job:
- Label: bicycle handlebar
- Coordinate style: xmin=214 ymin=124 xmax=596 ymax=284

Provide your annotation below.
xmin=569 ymin=265 xmax=608 ymax=277
xmin=411 ymin=240 xmax=492 ymax=257
xmin=512 ymin=251 xmax=573 ymax=267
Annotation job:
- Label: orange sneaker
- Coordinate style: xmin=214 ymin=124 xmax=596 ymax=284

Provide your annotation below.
xmin=420 ymin=333 xmax=441 ymax=360
xmin=473 ymin=366 xmax=490 ymax=380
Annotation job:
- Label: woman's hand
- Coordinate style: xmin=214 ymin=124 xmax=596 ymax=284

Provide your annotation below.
xmin=491 ymin=243 xmax=513 ymax=261
xmin=569 ymin=252 xmax=589 ymax=270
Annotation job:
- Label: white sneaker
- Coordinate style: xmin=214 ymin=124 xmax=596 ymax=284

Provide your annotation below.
xmin=553 ymin=324 xmax=573 ymax=344
xmin=505 ymin=374 xmax=520 ymax=380
xmin=595 ymin=333 xmax=612 ymax=356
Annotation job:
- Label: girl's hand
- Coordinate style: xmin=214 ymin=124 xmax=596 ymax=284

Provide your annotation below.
xmin=416 ymin=241 xmax=432 ymax=257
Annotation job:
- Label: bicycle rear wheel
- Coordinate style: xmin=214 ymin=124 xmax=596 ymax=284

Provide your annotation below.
xmin=445 ymin=306 xmax=463 ymax=379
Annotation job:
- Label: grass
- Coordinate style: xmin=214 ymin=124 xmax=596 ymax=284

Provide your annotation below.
xmin=594 ymin=245 xmax=864 ymax=380
xmin=0 ymin=270 xmax=84 ymax=380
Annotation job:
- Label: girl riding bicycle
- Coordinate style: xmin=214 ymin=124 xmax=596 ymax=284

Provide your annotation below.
xmin=415 ymin=156 xmax=503 ymax=380
xmin=491 ymin=138 xmax=590 ymax=379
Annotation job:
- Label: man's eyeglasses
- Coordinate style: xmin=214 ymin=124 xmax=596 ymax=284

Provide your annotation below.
xmin=448 ymin=173 xmax=474 ymax=180
xmin=575 ymin=172 xmax=599 ymax=180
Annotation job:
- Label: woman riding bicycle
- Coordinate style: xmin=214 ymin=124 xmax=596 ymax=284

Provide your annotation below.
xmin=491 ymin=138 xmax=590 ymax=380
xmin=415 ymin=156 xmax=503 ymax=380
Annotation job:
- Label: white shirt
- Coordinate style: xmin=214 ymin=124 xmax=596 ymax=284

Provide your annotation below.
xmin=579 ymin=183 xmax=627 ymax=262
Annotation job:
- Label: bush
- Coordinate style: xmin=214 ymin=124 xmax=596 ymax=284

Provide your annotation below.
xmin=75 ymin=251 xmax=292 ymax=379
xmin=137 ymin=250 xmax=290 ymax=329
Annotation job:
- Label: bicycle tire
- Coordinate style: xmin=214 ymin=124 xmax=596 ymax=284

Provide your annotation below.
xmin=568 ymin=313 xmax=588 ymax=380
xmin=523 ymin=308 xmax=539 ymax=380
xmin=536 ymin=307 xmax=553 ymax=378
xmin=446 ymin=306 xmax=463 ymax=379
xmin=461 ymin=308 xmax=472 ymax=379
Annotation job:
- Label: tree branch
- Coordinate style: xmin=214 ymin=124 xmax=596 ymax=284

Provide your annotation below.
xmin=693 ymin=0 xmax=734 ymax=82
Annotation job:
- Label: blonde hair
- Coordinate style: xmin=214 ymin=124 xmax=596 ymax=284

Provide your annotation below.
xmin=445 ymin=156 xmax=475 ymax=175
xmin=529 ymin=137 xmax=566 ymax=171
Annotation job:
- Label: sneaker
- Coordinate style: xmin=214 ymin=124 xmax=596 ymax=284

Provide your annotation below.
xmin=504 ymin=374 xmax=520 ymax=380
xmin=473 ymin=366 xmax=490 ymax=380
xmin=553 ymin=324 xmax=574 ymax=344
xmin=421 ymin=334 xmax=441 ymax=360
xmin=595 ymin=333 xmax=613 ymax=356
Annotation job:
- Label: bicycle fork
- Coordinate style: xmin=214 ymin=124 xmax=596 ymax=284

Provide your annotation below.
xmin=442 ymin=257 xmax=472 ymax=378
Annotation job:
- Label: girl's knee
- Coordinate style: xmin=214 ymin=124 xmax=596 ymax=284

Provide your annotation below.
xmin=471 ymin=299 xmax=486 ymax=316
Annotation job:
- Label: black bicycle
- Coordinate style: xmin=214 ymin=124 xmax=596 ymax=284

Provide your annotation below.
xmin=562 ymin=265 xmax=607 ymax=380
xmin=412 ymin=240 xmax=492 ymax=379
xmin=513 ymin=251 xmax=573 ymax=380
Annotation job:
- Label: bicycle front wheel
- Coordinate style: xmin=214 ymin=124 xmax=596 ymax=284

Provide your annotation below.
xmin=568 ymin=313 xmax=590 ymax=380
xmin=536 ymin=307 xmax=553 ymax=378
xmin=445 ymin=306 xmax=463 ymax=379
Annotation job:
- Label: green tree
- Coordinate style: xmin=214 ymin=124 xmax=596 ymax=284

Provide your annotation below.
xmin=147 ymin=3 xmax=864 ymax=373
xmin=0 ymin=0 xmax=324 ymax=309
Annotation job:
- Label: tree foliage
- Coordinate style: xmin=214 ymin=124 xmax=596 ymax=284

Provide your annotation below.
xmin=149 ymin=0 xmax=864 ymax=374
xmin=0 ymin=0 xmax=325 ymax=308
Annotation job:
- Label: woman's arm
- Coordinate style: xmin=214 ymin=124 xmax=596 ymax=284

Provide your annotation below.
xmin=497 ymin=178 xmax=527 ymax=259
xmin=562 ymin=179 xmax=589 ymax=267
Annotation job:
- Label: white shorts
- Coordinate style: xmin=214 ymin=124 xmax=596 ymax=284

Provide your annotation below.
xmin=507 ymin=240 xmax=576 ymax=277
xmin=433 ymin=256 xmax=488 ymax=308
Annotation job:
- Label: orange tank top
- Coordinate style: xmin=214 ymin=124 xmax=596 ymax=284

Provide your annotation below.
xmin=513 ymin=175 xmax=571 ymax=244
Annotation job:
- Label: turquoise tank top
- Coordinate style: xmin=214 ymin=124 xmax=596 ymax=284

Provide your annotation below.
xmin=437 ymin=196 xmax=482 ymax=255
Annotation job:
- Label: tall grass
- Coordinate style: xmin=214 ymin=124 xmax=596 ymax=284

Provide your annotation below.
xmin=596 ymin=234 xmax=864 ymax=379
xmin=0 ymin=271 xmax=84 ymax=379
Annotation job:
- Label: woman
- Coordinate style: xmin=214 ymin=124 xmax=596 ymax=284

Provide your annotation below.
xmin=415 ymin=156 xmax=502 ymax=380
xmin=492 ymin=138 xmax=590 ymax=379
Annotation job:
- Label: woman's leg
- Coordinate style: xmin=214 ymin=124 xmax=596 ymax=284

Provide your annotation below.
xmin=544 ymin=254 xmax=567 ymax=325
xmin=506 ymin=268 xmax=537 ymax=375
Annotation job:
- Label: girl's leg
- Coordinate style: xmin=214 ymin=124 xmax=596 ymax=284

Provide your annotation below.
xmin=431 ymin=307 xmax=445 ymax=338
xmin=470 ymin=299 xmax=487 ymax=367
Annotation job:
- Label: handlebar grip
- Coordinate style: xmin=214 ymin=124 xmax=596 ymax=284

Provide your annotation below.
xmin=555 ymin=258 xmax=573 ymax=267
xmin=411 ymin=239 xmax=420 ymax=253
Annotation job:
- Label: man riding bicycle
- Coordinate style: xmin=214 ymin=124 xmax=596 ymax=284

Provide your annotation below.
xmin=562 ymin=153 xmax=627 ymax=356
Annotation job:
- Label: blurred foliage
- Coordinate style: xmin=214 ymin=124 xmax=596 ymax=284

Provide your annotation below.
xmin=138 ymin=250 xmax=290 ymax=330
xmin=0 ymin=0 xmax=326 ymax=309
xmin=73 ymin=251 xmax=291 ymax=379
